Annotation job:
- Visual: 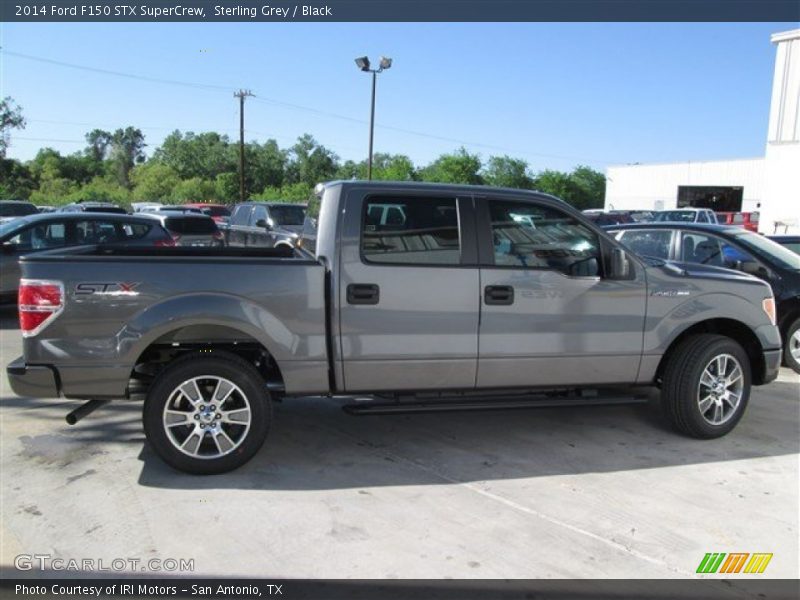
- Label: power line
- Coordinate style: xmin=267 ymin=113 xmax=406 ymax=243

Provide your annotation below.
xmin=3 ymin=49 xmax=616 ymax=165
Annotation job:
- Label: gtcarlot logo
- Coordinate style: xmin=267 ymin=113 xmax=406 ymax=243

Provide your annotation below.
xmin=696 ymin=552 xmax=773 ymax=574
xmin=14 ymin=553 xmax=194 ymax=573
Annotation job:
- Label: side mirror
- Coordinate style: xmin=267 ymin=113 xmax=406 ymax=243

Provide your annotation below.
xmin=737 ymin=260 xmax=768 ymax=279
xmin=2 ymin=242 xmax=17 ymax=255
xmin=610 ymin=247 xmax=630 ymax=279
xmin=255 ymin=219 xmax=271 ymax=230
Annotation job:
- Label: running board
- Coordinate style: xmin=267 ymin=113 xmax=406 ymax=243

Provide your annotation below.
xmin=342 ymin=394 xmax=648 ymax=416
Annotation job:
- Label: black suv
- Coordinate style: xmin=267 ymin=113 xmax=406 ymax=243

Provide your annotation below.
xmin=223 ymin=202 xmax=307 ymax=249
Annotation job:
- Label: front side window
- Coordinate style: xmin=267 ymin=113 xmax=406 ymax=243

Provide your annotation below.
xmin=489 ymin=201 xmax=600 ymax=276
xmin=230 ymin=205 xmax=252 ymax=226
xmin=361 ymin=197 xmax=460 ymax=265
xmin=250 ymin=205 xmax=267 ymax=227
xmin=617 ymin=229 xmax=673 ymax=260
xmin=679 ymin=232 xmax=757 ymax=269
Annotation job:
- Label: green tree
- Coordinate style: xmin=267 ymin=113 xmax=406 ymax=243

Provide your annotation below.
xmin=419 ymin=148 xmax=482 ymax=185
xmin=109 ymin=127 xmax=146 ymax=188
xmin=336 ymin=153 xmax=416 ymax=181
xmin=0 ymin=97 xmax=26 ymax=158
xmin=154 ymin=131 xmax=234 ymax=181
xmin=483 ymin=155 xmax=534 ymax=189
xmin=130 ymin=163 xmax=181 ymax=201
xmin=85 ymin=129 xmax=112 ymax=163
xmin=285 ymin=134 xmax=339 ymax=187
xmin=568 ymin=165 xmax=606 ymax=210
xmin=0 ymin=158 xmax=35 ymax=199
xmin=253 ymin=182 xmax=313 ymax=202
xmin=533 ymin=169 xmax=576 ymax=201
xmin=65 ymin=176 xmax=131 ymax=207
xmin=246 ymin=139 xmax=286 ymax=193
xmin=171 ymin=177 xmax=217 ymax=203
xmin=214 ymin=172 xmax=240 ymax=203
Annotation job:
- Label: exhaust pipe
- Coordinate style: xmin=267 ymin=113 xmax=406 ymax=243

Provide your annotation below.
xmin=66 ymin=399 xmax=109 ymax=425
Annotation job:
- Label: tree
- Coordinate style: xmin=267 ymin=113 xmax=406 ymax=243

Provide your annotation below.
xmin=246 ymin=139 xmax=287 ymax=194
xmin=154 ymin=131 xmax=234 ymax=181
xmin=483 ymin=155 xmax=534 ymax=189
xmin=130 ymin=163 xmax=181 ymax=201
xmin=419 ymin=148 xmax=482 ymax=185
xmin=0 ymin=97 xmax=26 ymax=158
xmin=85 ymin=129 xmax=112 ymax=163
xmin=65 ymin=176 xmax=131 ymax=206
xmin=285 ymin=134 xmax=339 ymax=187
xmin=171 ymin=177 xmax=217 ymax=203
xmin=532 ymin=169 xmax=575 ymax=201
xmin=568 ymin=165 xmax=606 ymax=210
xmin=253 ymin=182 xmax=314 ymax=202
xmin=214 ymin=172 xmax=240 ymax=203
xmin=0 ymin=158 xmax=35 ymax=199
xmin=336 ymin=153 xmax=416 ymax=182
xmin=109 ymin=127 xmax=146 ymax=188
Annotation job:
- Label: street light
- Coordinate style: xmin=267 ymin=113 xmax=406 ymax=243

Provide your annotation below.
xmin=354 ymin=55 xmax=392 ymax=180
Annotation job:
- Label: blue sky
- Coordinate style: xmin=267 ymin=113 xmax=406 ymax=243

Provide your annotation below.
xmin=0 ymin=22 xmax=791 ymax=172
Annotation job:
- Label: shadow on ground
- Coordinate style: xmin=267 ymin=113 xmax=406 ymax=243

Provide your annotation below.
xmin=3 ymin=375 xmax=798 ymax=491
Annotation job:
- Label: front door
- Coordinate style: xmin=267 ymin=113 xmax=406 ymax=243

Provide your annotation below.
xmin=477 ymin=197 xmax=647 ymax=388
xmin=338 ymin=191 xmax=480 ymax=392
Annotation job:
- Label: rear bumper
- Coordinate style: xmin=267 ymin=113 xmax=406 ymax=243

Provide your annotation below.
xmin=762 ymin=349 xmax=782 ymax=385
xmin=6 ymin=357 xmax=59 ymax=398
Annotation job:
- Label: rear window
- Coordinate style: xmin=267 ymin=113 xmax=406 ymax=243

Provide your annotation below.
xmin=165 ymin=216 xmax=217 ymax=235
xmin=0 ymin=202 xmax=38 ymax=217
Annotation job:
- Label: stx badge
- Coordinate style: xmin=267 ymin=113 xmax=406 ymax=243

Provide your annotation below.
xmin=75 ymin=282 xmax=141 ymax=296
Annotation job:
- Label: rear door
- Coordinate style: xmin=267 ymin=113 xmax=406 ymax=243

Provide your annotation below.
xmin=476 ymin=196 xmax=647 ymax=387
xmin=338 ymin=190 xmax=480 ymax=392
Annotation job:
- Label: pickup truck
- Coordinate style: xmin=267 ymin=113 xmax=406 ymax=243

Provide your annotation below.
xmin=7 ymin=181 xmax=782 ymax=474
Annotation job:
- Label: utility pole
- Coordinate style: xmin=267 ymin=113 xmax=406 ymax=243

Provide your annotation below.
xmin=234 ymin=89 xmax=254 ymax=201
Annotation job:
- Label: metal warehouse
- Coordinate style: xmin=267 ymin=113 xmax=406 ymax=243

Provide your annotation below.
xmin=604 ymin=29 xmax=800 ymax=234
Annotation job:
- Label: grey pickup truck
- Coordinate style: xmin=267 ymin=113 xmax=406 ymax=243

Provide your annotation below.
xmin=8 ymin=181 xmax=782 ymax=474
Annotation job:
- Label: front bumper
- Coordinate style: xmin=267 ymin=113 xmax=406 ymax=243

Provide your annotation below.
xmin=762 ymin=349 xmax=782 ymax=385
xmin=7 ymin=357 xmax=59 ymax=398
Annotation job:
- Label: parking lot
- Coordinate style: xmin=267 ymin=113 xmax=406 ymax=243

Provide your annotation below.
xmin=0 ymin=304 xmax=797 ymax=580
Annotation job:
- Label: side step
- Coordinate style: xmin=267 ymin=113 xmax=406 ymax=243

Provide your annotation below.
xmin=342 ymin=393 xmax=649 ymax=416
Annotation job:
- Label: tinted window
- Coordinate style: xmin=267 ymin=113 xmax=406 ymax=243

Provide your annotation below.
xmin=230 ymin=205 xmax=252 ymax=226
xmin=11 ymin=222 xmax=67 ymax=249
xmin=202 ymin=206 xmax=230 ymax=217
xmin=679 ymin=232 xmax=755 ymax=269
xmin=617 ymin=229 xmax=673 ymax=259
xmin=121 ymin=222 xmax=153 ymax=239
xmin=164 ymin=216 xmax=217 ymax=235
xmin=250 ymin=205 xmax=268 ymax=227
xmin=269 ymin=205 xmax=306 ymax=226
xmin=489 ymin=201 xmax=600 ymax=276
xmin=697 ymin=212 xmax=709 ymax=223
xmin=0 ymin=202 xmax=38 ymax=217
xmin=735 ymin=232 xmax=800 ymax=270
xmin=362 ymin=197 xmax=460 ymax=265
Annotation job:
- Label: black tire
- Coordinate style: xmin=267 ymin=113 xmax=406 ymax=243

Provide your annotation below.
xmin=661 ymin=334 xmax=751 ymax=439
xmin=143 ymin=351 xmax=271 ymax=475
xmin=782 ymin=317 xmax=800 ymax=374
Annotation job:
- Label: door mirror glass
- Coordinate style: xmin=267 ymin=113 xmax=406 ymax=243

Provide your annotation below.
xmin=255 ymin=219 xmax=270 ymax=229
xmin=610 ymin=247 xmax=630 ymax=279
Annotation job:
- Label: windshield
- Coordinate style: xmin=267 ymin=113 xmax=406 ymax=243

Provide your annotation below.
xmin=734 ymin=231 xmax=800 ymax=270
xmin=270 ymin=205 xmax=306 ymax=226
xmin=0 ymin=202 xmax=38 ymax=217
xmin=655 ymin=210 xmax=697 ymax=222
xmin=0 ymin=218 xmax=31 ymax=239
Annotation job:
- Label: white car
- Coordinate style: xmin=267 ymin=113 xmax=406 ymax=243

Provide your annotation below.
xmin=653 ymin=208 xmax=719 ymax=224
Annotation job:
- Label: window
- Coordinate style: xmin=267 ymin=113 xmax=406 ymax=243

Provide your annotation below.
xmin=165 ymin=217 xmax=217 ymax=235
xmin=120 ymin=222 xmax=152 ymax=240
xmin=269 ymin=205 xmax=306 ymax=226
xmin=361 ymin=197 xmax=460 ymax=265
xmin=250 ymin=205 xmax=267 ymax=227
xmin=697 ymin=212 xmax=709 ymax=223
xmin=489 ymin=201 xmax=600 ymax=276
xmin=679 ymin=232 xmax=756 ymax=270
xmin=230 ymin=205 xmax=252 ymax=226
xmin=617 ymin=229 xmax=673 ymax=260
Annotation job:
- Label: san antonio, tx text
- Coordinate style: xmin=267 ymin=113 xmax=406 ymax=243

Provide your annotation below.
xmin=16 ymin=584 xmax=281 ymax=596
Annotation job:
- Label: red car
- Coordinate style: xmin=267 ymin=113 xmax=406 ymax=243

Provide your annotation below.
xmin=182 ymin=203 xmax=231 ymax=224
xmin=716 ymin=211 xmax=759 ymax=232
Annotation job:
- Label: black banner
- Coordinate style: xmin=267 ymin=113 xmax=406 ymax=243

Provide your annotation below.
xmin=1 ymin=0 xmax=799 ymax=23
xmin=2 ymin=578 xmax=800 ymax=600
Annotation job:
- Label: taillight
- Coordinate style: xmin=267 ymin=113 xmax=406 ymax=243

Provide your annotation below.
xmin=18 ymin=279 xmax=64 ymax=337
xmin=171 ymin=233 xmax=182 ymax=244
xmin=154 ymin=237 xmax=176 ymax=247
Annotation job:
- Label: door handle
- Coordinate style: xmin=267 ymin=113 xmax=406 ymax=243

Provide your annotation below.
xmin=347 ymin=283 xmax=380 ymax=305
xmin=484 ymin=285 xmax=514 ymax=305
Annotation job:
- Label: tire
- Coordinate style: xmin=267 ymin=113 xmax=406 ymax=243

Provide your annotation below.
xmin=782 ymin=317 xmax=800 ymax=374
xmin=661 ymin=334 xmax=751 ymax=439
xmin=143 ymin=351 xmax=271 ymax=474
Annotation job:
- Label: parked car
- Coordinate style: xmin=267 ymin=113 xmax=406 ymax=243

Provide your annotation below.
xmin=716 ymin=211 xmax=759 ymax=232
xmin=132 ymin=202 xmax=164 ymax=213
xmin=768 ymin=235 xmax=800 ymax=255
xmin=143 ymin=212 xmax=225 ymax=247
xmin=0 ymin=200 xmax=39 ymax=223
xmin=224 ymin=201 xmax=307 ymax=249
xmin=182 ymin=203 xmax=232 ymax=224
xmin=0 ymin=212 xmax=174 ymax=302
xmin=653 ymin=208 xmax=719 ymax=224
xmin=36 ymin=205 xmax=58 ymax=213
xmin=585 ymin=211 xmax=634 ymax=227
xmin=153 ymin=206 xmax=204 ymax=214
xmin=58 ymin=201 xmax=128 ymax=214
xmin=609 ymin=222 xmax=800 ymax=373
xmin=7 ymin=181 xmax=781 ymax=474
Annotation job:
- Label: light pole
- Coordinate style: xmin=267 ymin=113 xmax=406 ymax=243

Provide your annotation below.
xmin=355 ymin=56 xmax=392 ymax=180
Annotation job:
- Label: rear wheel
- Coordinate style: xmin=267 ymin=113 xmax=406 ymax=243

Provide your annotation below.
xmin=783 ymin=318 xmax=800 ymax=374
xmin=661 ymin=334 xmax=751 ymax=439
xmin=143 ymin=351 xmax=271 ymax=474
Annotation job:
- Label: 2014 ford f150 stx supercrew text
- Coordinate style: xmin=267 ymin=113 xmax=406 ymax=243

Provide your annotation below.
xmin=7 ymin=181 xmax=782 ymax=474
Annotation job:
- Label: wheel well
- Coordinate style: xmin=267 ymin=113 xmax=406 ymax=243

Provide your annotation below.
xmin=656 ymin=319 xmax=767 ymax=385
xmin=778 ymin=299 xmax=800 ymax=336
xmin=130 ymin=325 xmax=284 ymax=393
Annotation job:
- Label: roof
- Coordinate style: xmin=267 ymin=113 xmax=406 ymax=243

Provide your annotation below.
xmin=605 ymin=222 xmax=748 ymax=234
xmin=2 ymin=212 xmax=161 ymax=228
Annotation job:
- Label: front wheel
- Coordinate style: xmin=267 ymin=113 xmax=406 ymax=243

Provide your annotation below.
xmin=661 ymin=334 xmax=751 ymax=439
xmin=783 ymin=318 xmax=800 ymax=374
xmin=143 ymin=351 xmax=271 ymax=474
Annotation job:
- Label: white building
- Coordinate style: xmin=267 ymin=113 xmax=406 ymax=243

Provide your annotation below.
xmin=605 ymin=29 xmax=800 ymax=234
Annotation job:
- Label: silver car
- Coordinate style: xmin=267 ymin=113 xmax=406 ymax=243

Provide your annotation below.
xmin=142 ymin=213 xmax=225 ymax=247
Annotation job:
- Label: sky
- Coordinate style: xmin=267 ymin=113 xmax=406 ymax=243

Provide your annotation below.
xmin=0 ymin=22 xmax=792 ymax=173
